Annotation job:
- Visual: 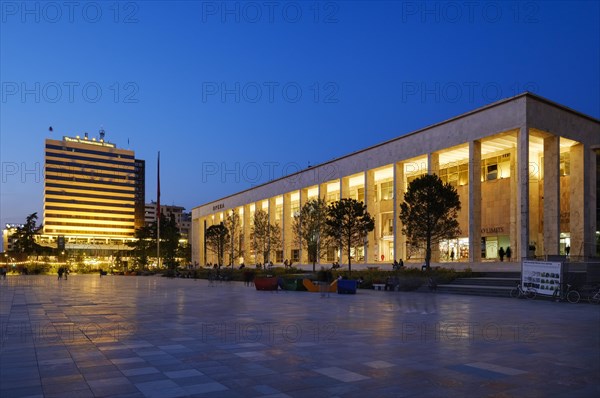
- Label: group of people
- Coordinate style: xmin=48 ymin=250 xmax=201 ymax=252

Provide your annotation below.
xmin=255 ymin=261 xmax=274 ymax=269
xmin=57 ymin=267 xmax=69 ymax=280
xmin=498 ymin=247 xmax=512 ymax=262
xmin=392 ymin=259 xmax=404 ymax=270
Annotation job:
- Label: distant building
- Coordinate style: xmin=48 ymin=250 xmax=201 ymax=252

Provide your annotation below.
xmin=145 ymin=202 xmax=191 ymax=239
xmin=134 ymin=159 xmax=146 ymax=230
xmin=40 ymin=131 xmax=145 ymax=254
xmin=2 ymin=224 xmax=23 ymax=253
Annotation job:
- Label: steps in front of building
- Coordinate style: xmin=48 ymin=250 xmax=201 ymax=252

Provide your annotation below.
xmin=434 ymin=273 xmax=521 ymax=297
xmin=451 ymin=277 xmax=519 ymax=287
xmin=435 ymin=284 xmax=514 ymax=297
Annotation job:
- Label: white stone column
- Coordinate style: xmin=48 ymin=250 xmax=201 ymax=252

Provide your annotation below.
xmin=268 ymin=197 xmax=277 ymax=263
xmin=570 ymin=144 xmax=595 ymax=257
xmin=543 ymin=135 xmax=560 ymax=256
xmin=469 ymin=140 xmax=482 ymax=262
xmin=427 ymin=152 xmax=440 ymax=262
xmin=340 ymin=177 xmax=349 ymax=199
xmin=243 ymin=204 xmax=256 ymax=265
xmin=365 ymin=170 xmax=375 ymax=264
xmin=283 ymin=193 xmax=291 ymax=263
xmin=428 ymin=152 xmax=439 ymax=175
xmin=394 ymin=162 xmax=405 ymax=262
xmin=299 ymin=188 xmax=308 ymax=264
xmin=517 ymin=126 xmax=530 ymax=260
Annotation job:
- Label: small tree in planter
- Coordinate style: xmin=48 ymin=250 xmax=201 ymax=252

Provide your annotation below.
xmin=325 ymin=198 xmax=374 ymax=275
xmin=399 ymin=174 xmax=461 ymax=270
xmin=205 ymin=223 xmax=229 ymax=266
xmin=293 ymin=198 xmax=329 ymax=273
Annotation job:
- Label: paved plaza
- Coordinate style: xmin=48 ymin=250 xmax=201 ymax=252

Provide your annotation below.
xmin=0 ymin=275 xmax=599 ymax=398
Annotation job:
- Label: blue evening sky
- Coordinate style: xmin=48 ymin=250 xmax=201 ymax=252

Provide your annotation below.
xmin=1 ymin=1 xmax=599 ymax=249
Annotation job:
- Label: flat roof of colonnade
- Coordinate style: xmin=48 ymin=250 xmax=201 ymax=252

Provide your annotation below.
xmin=193 ymin=92 xmax=600 ymax=218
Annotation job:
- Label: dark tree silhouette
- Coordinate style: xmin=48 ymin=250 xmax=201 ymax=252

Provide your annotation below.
xmin=325 ymin=198 xmax=374 ymax=275
xmin=224 ymin=210 xmax=243 ymax=267
xmin=127 ymin=225 xmax=154 ymax=269
xmin=160 ymin=213 xmax=182 ymax=269
xmin=293 ymin=198 xmax=329 ymax=272
xmin=205 ymin=223 xmax=228 ymax=266
xmin=250 ymin=210 xmax=281 ymax=264
xmin=399 ymin=174 xmax=461 ymax=270
xmin=11 ymin=212 xmax=41 ymax=255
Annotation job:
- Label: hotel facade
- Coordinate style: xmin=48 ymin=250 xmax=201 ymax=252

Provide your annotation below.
xmin=41 ymin=132 xmax=145 ymax=254
xmin=191 ymin=93 xmax=600 ymax=267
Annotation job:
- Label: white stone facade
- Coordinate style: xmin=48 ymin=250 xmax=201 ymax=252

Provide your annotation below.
xmin=192 ymin=93 xmax=600 ymax=266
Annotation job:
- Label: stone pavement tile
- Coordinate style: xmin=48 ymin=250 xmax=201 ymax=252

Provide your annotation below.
xmin=361 ymin=367 xmax=398 ymax=379
xmin=364 ymin=360 xmax=395 ymax=369
xmin=83 ymin=369 xmax=125 ymax=382
xmin=38 ymin=363 xmax=82 ymax=378
xmin=314 ymin=366 xmax=370 ymax=382
xmin=466 ymin=361 xmax=528 ymax=376
xmin=75 ymin=358 xmax=114 ymax=368
xmin=39 ymin=357 xmax=74 ymax=366
xmin=0 ymin=366 xmax=40 ymax=381
xmin=0 ymin=385 xmax=44 ymax=397
xmin=0 ymin=375 xmax=42 ymax=390
xmin=152 ymin=362 xmax=192 ymax=372
xmin=124 ymin=341 xmax=155 ymax=349
xmin=41 ymin=374 xmax=87 ymax=390
xmin=216 ymin=376 xmax=257 ymax=389
xmin=135 ymin=379 xmax=189 ymax=398
xmin=35 ymin=348 xmax=72 ymax=361
xmin=104 ymin=349 xmax=139 ymax=359
xmin=171 ymin=374 xmax=215 ymax=387
xmin=87 ymin=376 xmax=131 ymax=389
xmin=164 ymin=368 xmax=203 ymax=378
xmin=70 ymin=350 xmax=108 ymax=361
xmin=234 ymin=350 xmax=273 ymax=360
xmin=135 ymin=348 xmax=166 ymax=356
xmin=145 ymin=355 xmax=181 ymax=366
xmin=126 ymin=372 xmax=170 ymax=384
xmin=180 ymin=381 xmax=228 ymax=395
xmin=157 ymin=344 xmax=188 ymax=352
xmin=196 ymin=364 xmax=233 ymax=375
xmin=241 ymin=366 xmax=278 ymax=377
xmin=87 ymin=377 xmax=140 ymax=396
xmin=44 ymin=387 xmax=95 ymax=398
xmin=283 ymin=386 xmax=339 ymax=398
xmin=78 ymin=362 xmax=120 ymax=373
xmin=122 ymin=366 xmax=161 ymax=376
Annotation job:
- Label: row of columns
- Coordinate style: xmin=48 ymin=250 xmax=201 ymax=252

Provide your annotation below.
xmin=197 ymin=129 xmax=595 ymax=265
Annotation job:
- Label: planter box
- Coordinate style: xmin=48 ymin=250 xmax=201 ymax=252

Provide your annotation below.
xmin=337 ymin=279 xmax=357 ymax=294
xmin=254 ymin=277 xmax=278 ymax=291
xmin=279 ymin=278 xmax=307 ymax=291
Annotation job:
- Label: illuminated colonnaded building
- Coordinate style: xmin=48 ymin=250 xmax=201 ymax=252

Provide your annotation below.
xmin=40 ymin=132 xmax=145 ymax=256
xmin=191 ymin=93 xmax=600 ymax=267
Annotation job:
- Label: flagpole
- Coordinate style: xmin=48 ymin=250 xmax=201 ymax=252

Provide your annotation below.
xmin=157 ymin=151 xmax=161 ymax=268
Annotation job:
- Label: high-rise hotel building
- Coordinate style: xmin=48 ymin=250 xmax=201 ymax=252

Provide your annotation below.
xmin=42 ymin=132 xmax=145 ymax=253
